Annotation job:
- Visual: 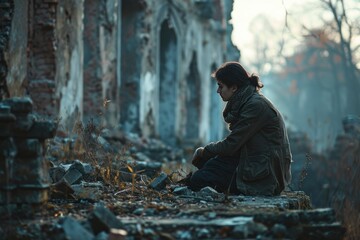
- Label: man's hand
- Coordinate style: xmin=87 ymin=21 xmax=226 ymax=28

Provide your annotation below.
xmin=191 ymin=147 xmax=206 ymax=169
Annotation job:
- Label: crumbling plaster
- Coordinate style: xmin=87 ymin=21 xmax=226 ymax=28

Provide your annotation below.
xmin=5 ymin=0 xmax=27 ymax=97
xmin=1 ymin=0 xmax=239 ymax=146
xmin=56 ymin=0 xmax=84 ymax=129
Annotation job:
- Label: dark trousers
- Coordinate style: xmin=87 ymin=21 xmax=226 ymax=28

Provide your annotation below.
xmin=188 ymin=156 xmax=240 ymax=194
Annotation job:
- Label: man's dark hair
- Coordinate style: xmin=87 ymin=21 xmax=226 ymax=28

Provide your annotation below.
xmin=211 ymin=62 xmax=263 ymax=90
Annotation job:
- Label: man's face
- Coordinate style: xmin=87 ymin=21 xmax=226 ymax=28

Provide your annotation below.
xmin=216 ymin=80 xmax=237 ymax=101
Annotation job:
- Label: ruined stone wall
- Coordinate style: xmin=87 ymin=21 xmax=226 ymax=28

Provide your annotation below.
xmin=119 ymin=1 xmax=146 ymax=134
xmin=121 ymin=0 xmax=232 ymax=145
xmin=0 ymin=0 xmax=14 ymax=99
xmin=2 ymin=0 xmax=239 ymax=146
xmin=2 ymin=0 xmax=84 ymax=128
xmin=3 ymin=0 xmax=27 ymax=97
xmin=55 ymin=0 xmax=84 ymax=130
xmin=82 ymin=0 xmax=119 ymax=127
xmin=27 ymin=0 xmax=58 ymax=117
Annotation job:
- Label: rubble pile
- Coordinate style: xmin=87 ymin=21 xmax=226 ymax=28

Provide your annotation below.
xmin=0 ymin=98 xmax=348 ymax=239
xmin=1 ymin=181 xmax=346 ymax=239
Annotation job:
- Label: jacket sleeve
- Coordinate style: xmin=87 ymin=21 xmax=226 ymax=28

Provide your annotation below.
xmin=203 ymin=99 xmax=270 ymax=160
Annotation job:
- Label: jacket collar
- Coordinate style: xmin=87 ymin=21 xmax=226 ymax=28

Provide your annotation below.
xmin=223 ymin=84 xmax=257 ymax=125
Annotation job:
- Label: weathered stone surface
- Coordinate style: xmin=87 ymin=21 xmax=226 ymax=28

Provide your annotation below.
xmin=12 ymin=120 xmax=57 ymax=139
xmin=49 ymin=166 xmax=66 ymax=183
xmin=3 ymin=186 xmax=48 ymax=204
xmin=0 ymin=104 xmax=15 ymax=122
xmin=63 ymin=168 xmax=83 ymax=185
xmin=300 ymin=223 xmax=346 ymax=240
xmin=72 ymin=182 xmax=103 ymax=201
xmin=13 ymin=138 xmax=42 ymax=157
xmin=89 ymin=205 xmax=124 ymax=235
xmin=119 ymin=207 xmax=345 ymax=239
xmin=60 ymin=216 xmax=95 ymax=240
xmin=51 ymin=179 xmax=75 ymax=199
xmin=148 ymin=172 xmax=168 ymax=191
xmin=2 ymin=97 xmax=33 ymax=114
xmin=173 ymin=186 xmax=192 ymax=195
xmin=11 ymin=114 xmax=35 ymax=132
xmin=0 ymin=112 xmax=16 ymax=122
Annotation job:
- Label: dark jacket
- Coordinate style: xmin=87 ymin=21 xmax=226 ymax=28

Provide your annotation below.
xmin=202 ymin=86 xmax=292 ymax=196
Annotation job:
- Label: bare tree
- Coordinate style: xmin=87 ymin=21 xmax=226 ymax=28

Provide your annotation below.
xmin=306 ymin=0 xmax=360 ymax=114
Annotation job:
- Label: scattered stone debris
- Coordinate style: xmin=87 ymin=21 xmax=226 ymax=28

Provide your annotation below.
xmin=148 ymin=172 xmax=169 ymax=191
xmin=0 ymin=98 xmax=348 ymax=239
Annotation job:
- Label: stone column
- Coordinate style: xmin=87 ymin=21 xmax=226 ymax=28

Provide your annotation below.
xmin=0 ymin=97 xmax=56 ymax=211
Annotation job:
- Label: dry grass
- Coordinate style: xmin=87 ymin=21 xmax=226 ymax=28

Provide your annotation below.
xmin=324 ymin=139 xmax=360 ymax=240
xmin=47 ymin=110 xmax=139 ymax=190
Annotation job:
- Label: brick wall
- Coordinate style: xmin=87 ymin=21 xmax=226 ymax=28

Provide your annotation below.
xmin=27 ymin=0 xmax=58 ymax=116
xmin=83 ymin=0 xmax=102 ymax=123
xmin=0 ymin=0 xmax=14 ymax=100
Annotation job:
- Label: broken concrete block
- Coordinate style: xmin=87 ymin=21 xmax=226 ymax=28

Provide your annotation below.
xmin=148 ymin=172 xmax=168 ymax=191
xmin=72 ymin=182 xmax=103 ymax=201
xmin=198 ymin=186 xmax=225 ymax=199
xmin=49 ymin=167 xmax=66 ymax=183
xmin=173 ymin=186 xmax=192 ymax=196
xmin=60 ymin=216 xmax=95 ymax=240
xmin=71 ymin=159 xmax=93 ymax=175
xmin=51 ymin=179 xmax=75 ymax=199
xmin=200 ymin=186 xmax=218 ymax=194
xmin=60 ymin=160 xmax=93 ymax=175
xmin=63 ymin=168 xmax=83 ymax=185
xmin=89 ymin=205 xmax=123 ymax=235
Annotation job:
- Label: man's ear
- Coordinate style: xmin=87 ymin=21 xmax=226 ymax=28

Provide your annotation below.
xmin=231 ymin=85 xmax=238 ymax=92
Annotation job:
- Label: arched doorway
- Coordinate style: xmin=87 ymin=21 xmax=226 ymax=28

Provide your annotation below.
xmin=158 ymin=19 xmax=178 ymax=145
xmin=185 ymin=52 xmax=201 ymax=141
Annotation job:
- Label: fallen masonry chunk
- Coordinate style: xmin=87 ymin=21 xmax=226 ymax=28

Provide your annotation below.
xmin=72 ymin=182 xmax=103 ymax=201
xmin=49 ymin=166 xmax=66 ymax=183
xmin=60 ymin=216 xmax=95 ymax=240
xmin=70 ymin=159 xmax=93 ymax=175
xmin=148 ymin=172 xmax=168 ymax=191
xmin=200 ymin=186 xmax=218 ymax=194
xmin=89 ymin=204 xmax=124 ymax=235
xmin=198 ymin=186 xmax=225 ymax=200
xmin=173 ymin=186 xmax=192 ymax=196
xmin=63 ymin=168 xmax=83 ymax=185
xmin=51 ymin=179 xmax=75 ymax=199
